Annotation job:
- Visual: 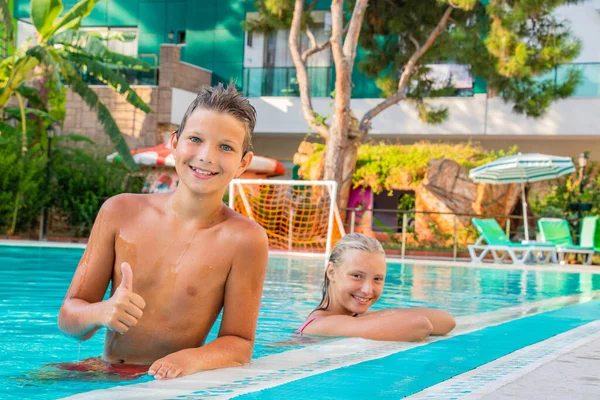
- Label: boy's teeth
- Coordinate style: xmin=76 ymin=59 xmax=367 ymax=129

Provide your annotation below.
xmin=192 ymin=167 xmax=214 ymax=175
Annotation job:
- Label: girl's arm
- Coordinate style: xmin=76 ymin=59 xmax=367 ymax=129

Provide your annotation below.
xmin=363 ymin=308 xmax=456 ymax=335
xmin=301 ymin=312 xmax=433 ymax=341
xmin=302 ymin=308 xmax=455 ymax=341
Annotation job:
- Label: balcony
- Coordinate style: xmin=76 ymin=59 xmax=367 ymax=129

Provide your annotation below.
xmin=243 ymin=67 xmax=333 ymax=98
xmin=243 ymin=63 xmax=600 ymax=99
xmin=243 ymin=67 xmax=479 ymax=98
xmin=556 ymin=63 xmax=600 ymax=97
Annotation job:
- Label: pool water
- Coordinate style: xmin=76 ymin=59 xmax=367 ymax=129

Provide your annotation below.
xmin=1 ymin=245 xmax=600 ymax=399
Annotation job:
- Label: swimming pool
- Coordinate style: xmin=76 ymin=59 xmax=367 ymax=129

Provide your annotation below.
xmin=1 ymin=244 xmax=599 ymax=399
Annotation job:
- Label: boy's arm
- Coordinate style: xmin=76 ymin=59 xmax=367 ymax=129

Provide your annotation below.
xmin=148 ymin=223 xmax=268 ymax=380
xmin=58 ymin=196 xmax=145 ymax=340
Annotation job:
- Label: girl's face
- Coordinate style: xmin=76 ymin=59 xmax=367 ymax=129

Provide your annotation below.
xmin=327 ymin=249 xmax=387 ymax=316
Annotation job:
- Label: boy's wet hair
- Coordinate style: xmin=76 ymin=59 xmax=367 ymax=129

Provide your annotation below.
xmin=315 ymin=233 xmax=385 ymax=312
xmin=175 ymin=82 xmax=256 ymax=155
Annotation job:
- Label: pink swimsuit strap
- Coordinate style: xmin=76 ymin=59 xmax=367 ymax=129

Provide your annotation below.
xmin=296 ymin=316 xmax=322 ymax=335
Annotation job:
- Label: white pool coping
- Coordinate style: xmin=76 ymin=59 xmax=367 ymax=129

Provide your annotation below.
xmin=63 ymin=291 xmax=600 ymax=400
xmin=0 ymin=239 xmax=87 ymax=249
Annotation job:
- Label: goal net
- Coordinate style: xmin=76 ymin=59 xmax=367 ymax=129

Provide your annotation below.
xmin=228 ymin=179 xmax=345 ymax=258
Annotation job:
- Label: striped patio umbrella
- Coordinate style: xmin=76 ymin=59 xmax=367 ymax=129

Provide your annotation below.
xmin=469 ymin=153 xmax=575 ymax=241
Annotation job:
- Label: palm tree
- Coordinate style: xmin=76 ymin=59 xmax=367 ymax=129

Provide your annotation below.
xmin=0 ymin=0 xmax=151 ymax=170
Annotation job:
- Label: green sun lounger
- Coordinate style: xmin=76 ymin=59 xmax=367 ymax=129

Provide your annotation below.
xmin=537 ymin=218 xmax=595 ymax=265
xmin=580 ymin=216 xmax=600 ymax=253
xmin=468 ymin=218 xmax=556 ymax=265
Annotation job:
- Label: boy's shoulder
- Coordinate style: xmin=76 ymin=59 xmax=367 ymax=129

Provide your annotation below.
xmin=223 ymin=207 xmax=269 ymax=247
xmin=100 ymin=193 xmax=167 ymax=218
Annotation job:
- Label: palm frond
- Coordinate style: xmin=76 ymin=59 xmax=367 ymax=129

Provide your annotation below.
xmin=0 ymin=56 xmax=40 ymax=107
xmin=62 ymin=68 xmax=138 ymax=171
xmin=24 ymin=45 xmax=62 ymax=92
xmin=15 ymin=85 xmax=46 ymax=109
xmin=0 ymin=0 xmax=14 ymax=46
xmin=66 ymin=53 xmax=151 ymax=113
xmin=5 ymin=107 xmax=56 ymax=122
xmin=86 ymin=30 xmax=137 ymax=42
xmin=0 ymin=121 xmax=19 ymax=136
xmin=31 ymin=0 xmax=63 ymax=39
xmin=55 ymin=132 xmax=95 ymax=144
xmin=45 ymin=0 xmax=97 ymax=39
xmin=103 ymin=50 xmax=151 ymax=71
xmin=104 ymin=50 xmax=152 ymax=72
xmin=50 ymin=30 xmax=151 ymax=71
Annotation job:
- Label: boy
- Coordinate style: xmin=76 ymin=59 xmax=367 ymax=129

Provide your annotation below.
xmin=58 ymin=83 xmax=269 ymax=380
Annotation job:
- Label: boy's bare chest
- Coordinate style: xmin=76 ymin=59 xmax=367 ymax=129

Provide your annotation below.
xmin=113 ymin=228 xmax=232 ymax=298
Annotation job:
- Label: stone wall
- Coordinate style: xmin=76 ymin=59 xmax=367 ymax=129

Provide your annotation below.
xmin=347 ymin=158 xmax=521 ymax=244
xmin=415 ymin=159 xmax=519 ymax=242
xmin=63 ymin=86 xmax=158 ymax=152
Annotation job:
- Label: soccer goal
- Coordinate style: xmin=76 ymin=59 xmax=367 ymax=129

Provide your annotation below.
xmin=228 ymin=179 xmax=345 ymax=260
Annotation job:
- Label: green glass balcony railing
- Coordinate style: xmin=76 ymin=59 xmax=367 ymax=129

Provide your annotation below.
xmin=243 ymin=67 xmax=334 ymax=97
xmin=242 ymin=67 xmax=477 ymax=98
xmin=243 ymin=63 xmax=600 ymax=98
xmin=555 ymin=63 xmax=600 ymax=97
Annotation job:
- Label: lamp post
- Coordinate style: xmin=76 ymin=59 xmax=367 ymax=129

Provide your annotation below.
xmin=40 ymin=124 xmax=54 ymax=240
xmin=578 ymin=152 xmax=588 ymax=195
xmin=575 ymin=152 xmax=589 ymax=242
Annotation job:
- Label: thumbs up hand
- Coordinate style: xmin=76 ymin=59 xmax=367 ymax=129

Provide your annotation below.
xmin=103 ymin=262 xmax=146 ymax=334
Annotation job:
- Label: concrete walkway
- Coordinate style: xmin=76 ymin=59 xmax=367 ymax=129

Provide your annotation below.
xmin=409 ymin=319 xmax=600 ymax=400
xmin=482 ymin=336 xmax=600 ymax=400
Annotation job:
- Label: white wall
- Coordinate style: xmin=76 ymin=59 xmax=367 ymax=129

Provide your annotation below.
xmin=17 ymin=21 xmax=36 ymax=47
xmin=171 ymin=88 xmax=600 ymax=137
xmin=556 ymin=1 xmax=600 ymax=63
xmin=243 ymin=31 xmax=264 ymax=68
xmin=244 ymin=12 xmax=265 ymax=68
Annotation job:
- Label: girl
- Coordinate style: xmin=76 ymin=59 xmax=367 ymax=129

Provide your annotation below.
xmin=297 ymin=233 xmax=456 ymax=341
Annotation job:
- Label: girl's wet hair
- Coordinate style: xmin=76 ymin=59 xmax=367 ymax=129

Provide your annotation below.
xmin=314 ymin=233 xmax=385 ymax=312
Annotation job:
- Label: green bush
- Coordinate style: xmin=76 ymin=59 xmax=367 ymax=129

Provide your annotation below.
xmin=299 ymin=140 xmax=518 ymax=194
xmin=49 ymin=145 xmax=146 ymax=237
xmin=353 ymin=141 xmax=518 ymax=194
xmin=0 ymin=130 xmax=47 ymax=235
xmin=0 ymin=131 xmax=145 ymax=237
xmin=530 ymin=161 xmax=600 ymax=234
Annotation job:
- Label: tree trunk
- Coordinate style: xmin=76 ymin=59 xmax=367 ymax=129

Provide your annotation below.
xmin=323 ymin=70 xmax=352 ymax=191
xmin=338 ymin=140 xmax=359 ymax=214
xmin=323 ymin=124 xmax=347 ymax=183
xmin=323 ymin=0 xmax=364 ymax=202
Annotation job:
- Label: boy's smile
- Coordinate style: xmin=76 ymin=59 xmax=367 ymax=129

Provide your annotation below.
xmin=189 ymin=165 xmax=218 ymax=179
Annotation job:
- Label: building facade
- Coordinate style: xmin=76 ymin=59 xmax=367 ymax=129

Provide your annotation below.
xmin=12 ymin=0 xmax=600 ymax=167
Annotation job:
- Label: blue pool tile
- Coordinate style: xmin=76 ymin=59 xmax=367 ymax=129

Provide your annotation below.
xmin=234 ymin=301 xmax=600 ymax=400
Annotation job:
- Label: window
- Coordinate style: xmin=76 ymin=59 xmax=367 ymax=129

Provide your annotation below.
xmin=177 ymin=30 xmax=186 ymax=45
xmin=264 ymin=26 xmax=331 ymax=68
xmin=80 ymin=27 xmax=138 ymax=57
